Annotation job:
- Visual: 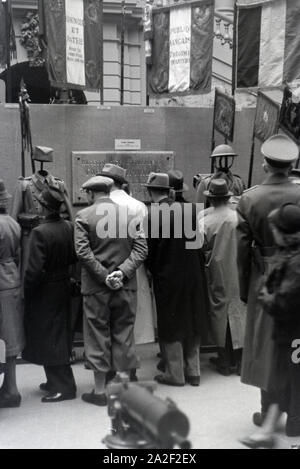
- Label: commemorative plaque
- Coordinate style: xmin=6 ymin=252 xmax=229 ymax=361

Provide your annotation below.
xmin=72 ymin=151 xmax=174 ymax=205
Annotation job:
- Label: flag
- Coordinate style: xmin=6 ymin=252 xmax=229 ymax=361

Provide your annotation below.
xmin=279 ymin=86 xmax=300 ymax=143
xmin=148 ymin=0 xmax=214 ymax=95
xmin=40 ymin=0 xmax=103 ymax=91
xmin=0 ymin=0 xmax=16 ymax=68
xmin=235 ymin=0 xmax=300 ymax=88
xmin=254 ymin=91 xmax=280 ymax=142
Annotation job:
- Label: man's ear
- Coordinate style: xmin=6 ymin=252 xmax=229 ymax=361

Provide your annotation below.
xmin=262 ymin=160 xmax=268 ymax=173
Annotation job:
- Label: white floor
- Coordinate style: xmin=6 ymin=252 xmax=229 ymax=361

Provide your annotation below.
xmin=0 ymin=344 xmax=299 ymax=449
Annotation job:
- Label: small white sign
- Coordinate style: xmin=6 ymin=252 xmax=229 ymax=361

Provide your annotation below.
xmin=115 ymin=139 xmax=141 ymax=151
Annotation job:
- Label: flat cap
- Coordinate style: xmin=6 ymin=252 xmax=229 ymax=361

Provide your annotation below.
xmin=261 ymin=134 xmax=299 ymax=165
xmin=82 ymin=176 xmax=114 ymax=192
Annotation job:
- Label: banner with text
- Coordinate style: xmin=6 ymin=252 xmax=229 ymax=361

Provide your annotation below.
xmin=41 ymin=0 xmax=102 ymax=90
xmin=148 ymin=0 xmax=214 ymax=96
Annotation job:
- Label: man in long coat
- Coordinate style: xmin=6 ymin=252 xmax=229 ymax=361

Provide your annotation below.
xmin=23 ymin=187 xmax=77 ymax=403
xmin=236 ymin=134 xmax=300 ymax=426
xmin=75 ymin=176 xmax=148 ymax=406
xmin=199 ymin=179 xmax=246 ymax=376
xmin=146 ymin=172 xmax=209 ymax=387
xmin=0 ymin=180 xmax=24 ymax=408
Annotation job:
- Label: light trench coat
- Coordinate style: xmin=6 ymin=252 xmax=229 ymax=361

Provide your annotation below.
xmin=199 ymin=205 xmax=246 ymax=349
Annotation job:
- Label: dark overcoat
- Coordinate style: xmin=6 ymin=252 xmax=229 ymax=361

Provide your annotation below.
xmin=23 ymin=215 xmax=76 ymax=366
xmin=236 ymin=173 xmax=300 ymax=392
xmin=146 ymin=198 xmax=210 ymax=343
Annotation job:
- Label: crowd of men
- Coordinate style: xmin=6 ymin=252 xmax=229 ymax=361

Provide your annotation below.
xmin=0 ymin=133 xmax=300 ymax=448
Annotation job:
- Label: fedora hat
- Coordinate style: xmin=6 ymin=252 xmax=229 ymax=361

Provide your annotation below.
xmin=82 ymin=176 xmax=114 ymax=193
xmin=33 ymin=146 xmax=54 ymax=163
xmin=210 ymin=144 xmax=238 ymax=159
xmin=99 ymin=164 xmax=127 ymax=184
xmin=168 ymin=170 xmax=189 ymax=192
xmin=0 ymin=180 xmax=11 ymax=201
xmin=262 ymin=134 xmax=299 ymax=166
xmin=269 ymin=203 xmax=300 ymax=234
xmin=144 ymin=172 xmax=171 ymax=190
xmin=204 ymin=179 xmax=233 ymax=198
xmin=38 ymin=187 xmax=64 ymax=213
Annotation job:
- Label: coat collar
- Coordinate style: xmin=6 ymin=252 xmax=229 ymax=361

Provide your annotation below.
xmin=32 ymin=171 xmax=53 ymax=191
xmin=262 ymin=173 xmax=290 ymax=185
xmin=40 ymin=214 xmax=62 ymax=224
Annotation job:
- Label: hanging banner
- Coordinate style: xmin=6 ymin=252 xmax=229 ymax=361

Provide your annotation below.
xmin=40 ymin=0 xmax=102 ymax=90
xmin=65 ymin=0 xmax=85 ymax=87
xmin=279 ymin=86 xmax=300 ymax=143
xmin=213 ymin=89 xmax=236 ymax=142
xmin=0 ymin=0 xmax=16 ymax=68
xmin=254 ymin=91 xmax=280 ymax=142
xmin=148 ymin=0 xmax=214 ymax=96
xmin=168 ymin=6 xmax=191 ymax=93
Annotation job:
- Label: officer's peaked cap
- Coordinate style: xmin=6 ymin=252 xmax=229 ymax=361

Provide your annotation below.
xmin=262 ymin=134 xmax=299 ymax=166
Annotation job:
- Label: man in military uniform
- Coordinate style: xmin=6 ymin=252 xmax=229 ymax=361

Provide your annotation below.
xmin=11 ymin=146 xmax=72 ymax=276
xmin=195 ymin=145 xmax=245 ymax=206
xmin=236 ymin=134 xmax=300 ymax=428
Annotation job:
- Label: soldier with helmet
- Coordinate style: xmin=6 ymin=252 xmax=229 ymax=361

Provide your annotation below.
xmin=195 ymin=144 xmax=246 ymax=206
xmin=236 ymin=134 xmax=300 ymax=440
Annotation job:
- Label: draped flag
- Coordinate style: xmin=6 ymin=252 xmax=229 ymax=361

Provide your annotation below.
xmin=0 ymin=0 xmax=16 ymax=68
xmin=235 ymin=0 xmax=300 ymax=88
xmin=39 ymin=0 xmax=103 ymax=91
xmin=148 ymin=0 xmax=214 ymax=95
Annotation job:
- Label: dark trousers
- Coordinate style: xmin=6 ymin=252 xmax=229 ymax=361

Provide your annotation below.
xmin=44 ymin=365 xmax=77 ymax=395
xmin=218 ymin=322 xmax=242 ymax=369
xmin=161 ymin=338 xmax=200 ymax=384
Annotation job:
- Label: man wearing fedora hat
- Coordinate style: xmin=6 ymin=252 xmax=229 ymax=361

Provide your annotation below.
xmin=236 ymin=133 xmax=300 ymax=429
xmin=168 ymin=170 xmax=189 ymax=202
xmin=0 ymin=180 xmax=24 ymax=408
xmin=199 ymin=179 xmax=246 ymax=377
xmin=145 ymin=173 xmax=209 ymax=387
xmin=23 ymin=187 xmax=77 ymax=403
xmin=75 ymin=176 xmax=148 ymax=406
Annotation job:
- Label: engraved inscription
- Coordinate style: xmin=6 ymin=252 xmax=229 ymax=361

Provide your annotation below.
xmin=72 ymin=151 xmax=174 ymax=205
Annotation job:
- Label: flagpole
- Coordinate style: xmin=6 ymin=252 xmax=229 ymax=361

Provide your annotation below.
xmin=120 ymin=0 xmax=125 ymax=105
xmin=3 ymin=0 xmax=12 ymax=103
xmin=99 ymin=0 xmax=104 ymax=105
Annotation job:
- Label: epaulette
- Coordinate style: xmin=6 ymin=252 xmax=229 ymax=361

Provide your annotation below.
xmin=243 ymin=185 xmax=259 ymax=193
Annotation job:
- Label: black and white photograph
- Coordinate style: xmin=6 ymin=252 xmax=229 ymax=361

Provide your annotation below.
xmin=0 ymin=0 xmax=300 ymax=455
